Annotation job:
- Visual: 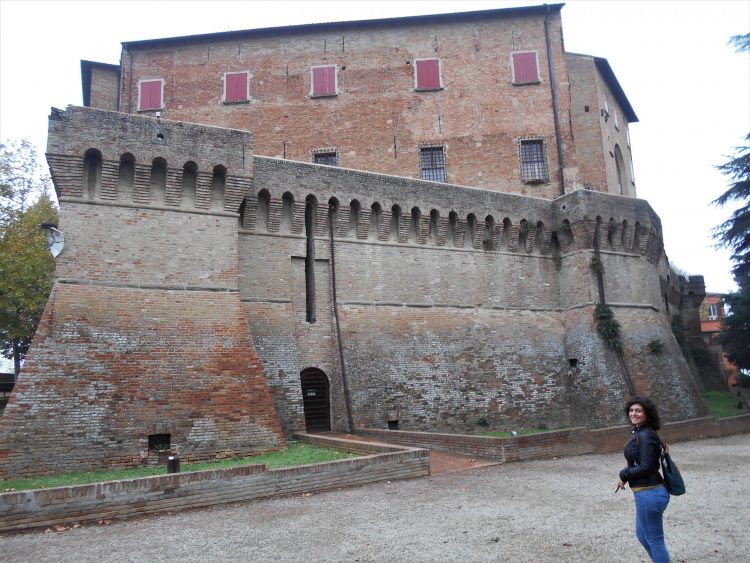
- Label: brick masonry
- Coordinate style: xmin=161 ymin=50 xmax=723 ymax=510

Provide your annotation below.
xmin=2 ymin=416 xmax=746 ymax=533
xmin=0 ymin=434 xmax=430 ymax=532
xmin=86 ymin=5 xmax=635 ymax=198
xmin=0 ymin=107 xmax=284 ymax=479
xmin=0 ymin=105 xmax=706 ymax=479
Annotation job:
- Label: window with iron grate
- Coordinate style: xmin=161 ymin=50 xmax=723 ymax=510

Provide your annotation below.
xmin=419 ymin=146 xmax=446 ymax=182
xmin=519 ymin=139 xmax=548 ymax=183
xmin=313 ymin=150 xmax=338 ymax=166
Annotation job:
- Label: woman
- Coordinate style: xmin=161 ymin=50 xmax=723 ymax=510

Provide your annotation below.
xmin=617 ymin=396 xmax=670 ymax=562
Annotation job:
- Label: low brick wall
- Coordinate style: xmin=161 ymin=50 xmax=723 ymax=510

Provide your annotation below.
xmin=359 ymin=415 xmax=750 ymax=461
xmin=0 ymin=435 xmax=428 ymax=533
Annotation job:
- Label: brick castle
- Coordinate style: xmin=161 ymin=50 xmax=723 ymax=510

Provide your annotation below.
xmin=0 ymin=4 xmax=708 ymax=478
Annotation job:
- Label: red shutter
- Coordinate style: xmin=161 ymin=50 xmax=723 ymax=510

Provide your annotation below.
xmin=513 ymin=52 xmax=538 ymax=84
xmin=416 ymin=59 xmax=441 ymax=90
xmin=225 ymin=72 xmax=247 ymax=102
xmin=312 ymin=66 xmax=336 ymax=96
xmin=139 ymin=80 xmax=162 ymax=110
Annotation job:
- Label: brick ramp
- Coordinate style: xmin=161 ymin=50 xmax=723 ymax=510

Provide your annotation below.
xmin=324 ymin=433 xmax=500 ymax=475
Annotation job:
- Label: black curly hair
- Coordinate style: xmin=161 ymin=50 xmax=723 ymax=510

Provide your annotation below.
xmin=624 ymin=395 xmax=661 ymax=430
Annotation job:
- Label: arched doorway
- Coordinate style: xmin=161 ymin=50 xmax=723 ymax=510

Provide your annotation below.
xmin=300 ymin=368 xmax=331 ymax=432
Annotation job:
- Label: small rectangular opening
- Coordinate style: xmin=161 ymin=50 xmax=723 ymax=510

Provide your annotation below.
xmin=387 ymin=420 xmax=399 ymax=430
xmin=568 ymin=358 xmax=578 ymax=368
xmin=148 ymin=433 xmax=171 ymax=451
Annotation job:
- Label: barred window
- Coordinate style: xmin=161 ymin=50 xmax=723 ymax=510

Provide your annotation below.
xmin=519 ymin=139 xmax=548 ymax=183
xmin=420 ymin=146 xmax=446 ymax=182
xmin=313 ymin=150 xmax=338 ymax=166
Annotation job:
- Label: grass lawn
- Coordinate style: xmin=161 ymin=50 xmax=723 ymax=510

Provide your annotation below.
xmin=0 ymin=441 xmax=358 ymax=492
xmin=479 ymin=427 xmax=569 ymax=438
xmin=703 ymin=391 xmax=748 ymax=418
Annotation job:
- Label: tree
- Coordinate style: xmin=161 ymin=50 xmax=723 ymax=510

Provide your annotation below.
xmin=711 ymin=33 xmax=750 ymax=373
xmin=0 ymin=140 xmax=58 ymax=378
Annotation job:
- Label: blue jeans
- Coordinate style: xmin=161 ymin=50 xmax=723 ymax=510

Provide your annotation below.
xmin=634 ymin=485 xmax=670 ymax=562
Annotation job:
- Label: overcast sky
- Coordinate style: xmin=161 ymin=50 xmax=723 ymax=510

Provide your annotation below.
xmin=1 ymin=0 xmax=748 ymax=295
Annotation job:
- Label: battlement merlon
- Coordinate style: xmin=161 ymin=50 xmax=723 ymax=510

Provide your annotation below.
xmin=46 ymin=105 xmax=254 ymax=212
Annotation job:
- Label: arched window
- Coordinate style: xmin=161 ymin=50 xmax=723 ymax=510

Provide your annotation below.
xmin=118 ymin=153 xmax=135 ymax=201
xmin=348 ymin=200 xmax=360 ymax=238
xmin=409 ymin=207 xmax=421 ymax=243
xmin=211 ymin=165 xmax=226 ymax=211
xmin=150 ymin=157 xmax=167 ymax=205
xmin=83 ymin=149 xmax=102 ymax=199
xmin=256 ymin=190 xmax=270 ymax=231
xmin=502 ymin=218 xmax=512 ymax=250
xmin=467 ymin=214 xmax=477 ymax=248
xmin=608 ymin=218 xmax=616 ymax=250
xmin=483 ymin=215 xmax=495 ymax=251
xmin=369 ymin=202 xmax=382 ymax=240
xmin=181 ymin=161 xmax=197 ymax=208
xmin=390 ymin=205 xmax=401 ymax=242
xmin=518 ymin=219 xmax=529 ymax=251
xmin=536 ymin=221 xmax=545 ymax=253
xmin=447 ymin=211 xmax=458 ymax=247
xmin=281 ymin=192 xmax=295 ymax=232
xmin=621 ymin=220 xmax=630 ymax=251
xmin=328 ymin=197 xmax=340 ymax=237
xmin=428 ymin=209 xmax=440 ymax=244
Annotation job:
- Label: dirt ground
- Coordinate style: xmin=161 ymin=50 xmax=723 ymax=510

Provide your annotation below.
xmin=1 ymin=433 xmax=748 ymax=562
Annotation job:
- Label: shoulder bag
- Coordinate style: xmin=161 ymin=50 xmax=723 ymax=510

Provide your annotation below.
xmin=659 ymin=441 xmax=686 ymax=496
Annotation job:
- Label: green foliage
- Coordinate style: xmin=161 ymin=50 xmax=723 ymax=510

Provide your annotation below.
xmin=736 ymin=372 xmax=750 ymax=388
xmin=703 ymin=391 xmax=746 ymax=418
xmin=671 ymin=314 xmax=687 ymax=348
xmin=0 ymin=140 xmax=57 ymax=375
xmin=720 ymin=288 xmax=750 ymax=370
xmin=0 ymin=442 xmax=358 ymax=491
xmin=594 ymin=303 xmax=623 ymax=353
xmin=713 ymin=132 xmax=750 ymax=371
xmin=647 ymin=339 xmax=665 ymax=355
xmin=479 ymin=426 xmax=569 ymax=438
xmin=713 ymin=133 xmax=750 ymax=282
xmin=689 ymin=344 xmax=711 ymax=366
xmin=590 ymin=255 xmax=604 ymax=274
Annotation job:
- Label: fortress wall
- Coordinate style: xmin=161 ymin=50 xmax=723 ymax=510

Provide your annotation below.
xmin=339 ymin=305 xmax=568 ymax=432
xmin=55 ymin=203 xmax=238 ymax=288
xmin=241 ymin=156 xmax=704 ymax=433
xmin=0 ymin=107 xmax=284 ymax=478
xmin=0 ymin=284 xmax=284 ymax=479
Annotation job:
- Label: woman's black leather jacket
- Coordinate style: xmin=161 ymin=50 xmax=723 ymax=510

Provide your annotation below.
xmin=619 ymin=426 xmax=663 ymax=488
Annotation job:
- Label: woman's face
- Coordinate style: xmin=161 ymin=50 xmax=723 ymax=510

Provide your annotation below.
xmin=629 ymin=403 xmax=648 ymax=427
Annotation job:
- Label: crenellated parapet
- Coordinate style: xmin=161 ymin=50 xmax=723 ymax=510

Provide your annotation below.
xmin=46 ymin=106 xmax=253 ymax=214
xmin=244 ymin=156 xmax=665 ymax=261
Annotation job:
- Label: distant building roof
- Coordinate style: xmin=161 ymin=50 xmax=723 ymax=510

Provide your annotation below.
xmin=120 ymin=3 xmax=565 ymax=49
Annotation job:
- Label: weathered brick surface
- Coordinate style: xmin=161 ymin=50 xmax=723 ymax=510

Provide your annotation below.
xmin=0 ymin=108 xmax=284 ymax=479
xmin=240 ymin=155 xmax=703 ymax=432
xmin=109 ymin=7 xmax=587 ymax=195
xmin=2 ymin=69 xmax=702 ymax=479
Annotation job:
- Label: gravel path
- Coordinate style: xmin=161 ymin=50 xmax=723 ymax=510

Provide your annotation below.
xmin=2 ymin=434 xmax=748 ymax=562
